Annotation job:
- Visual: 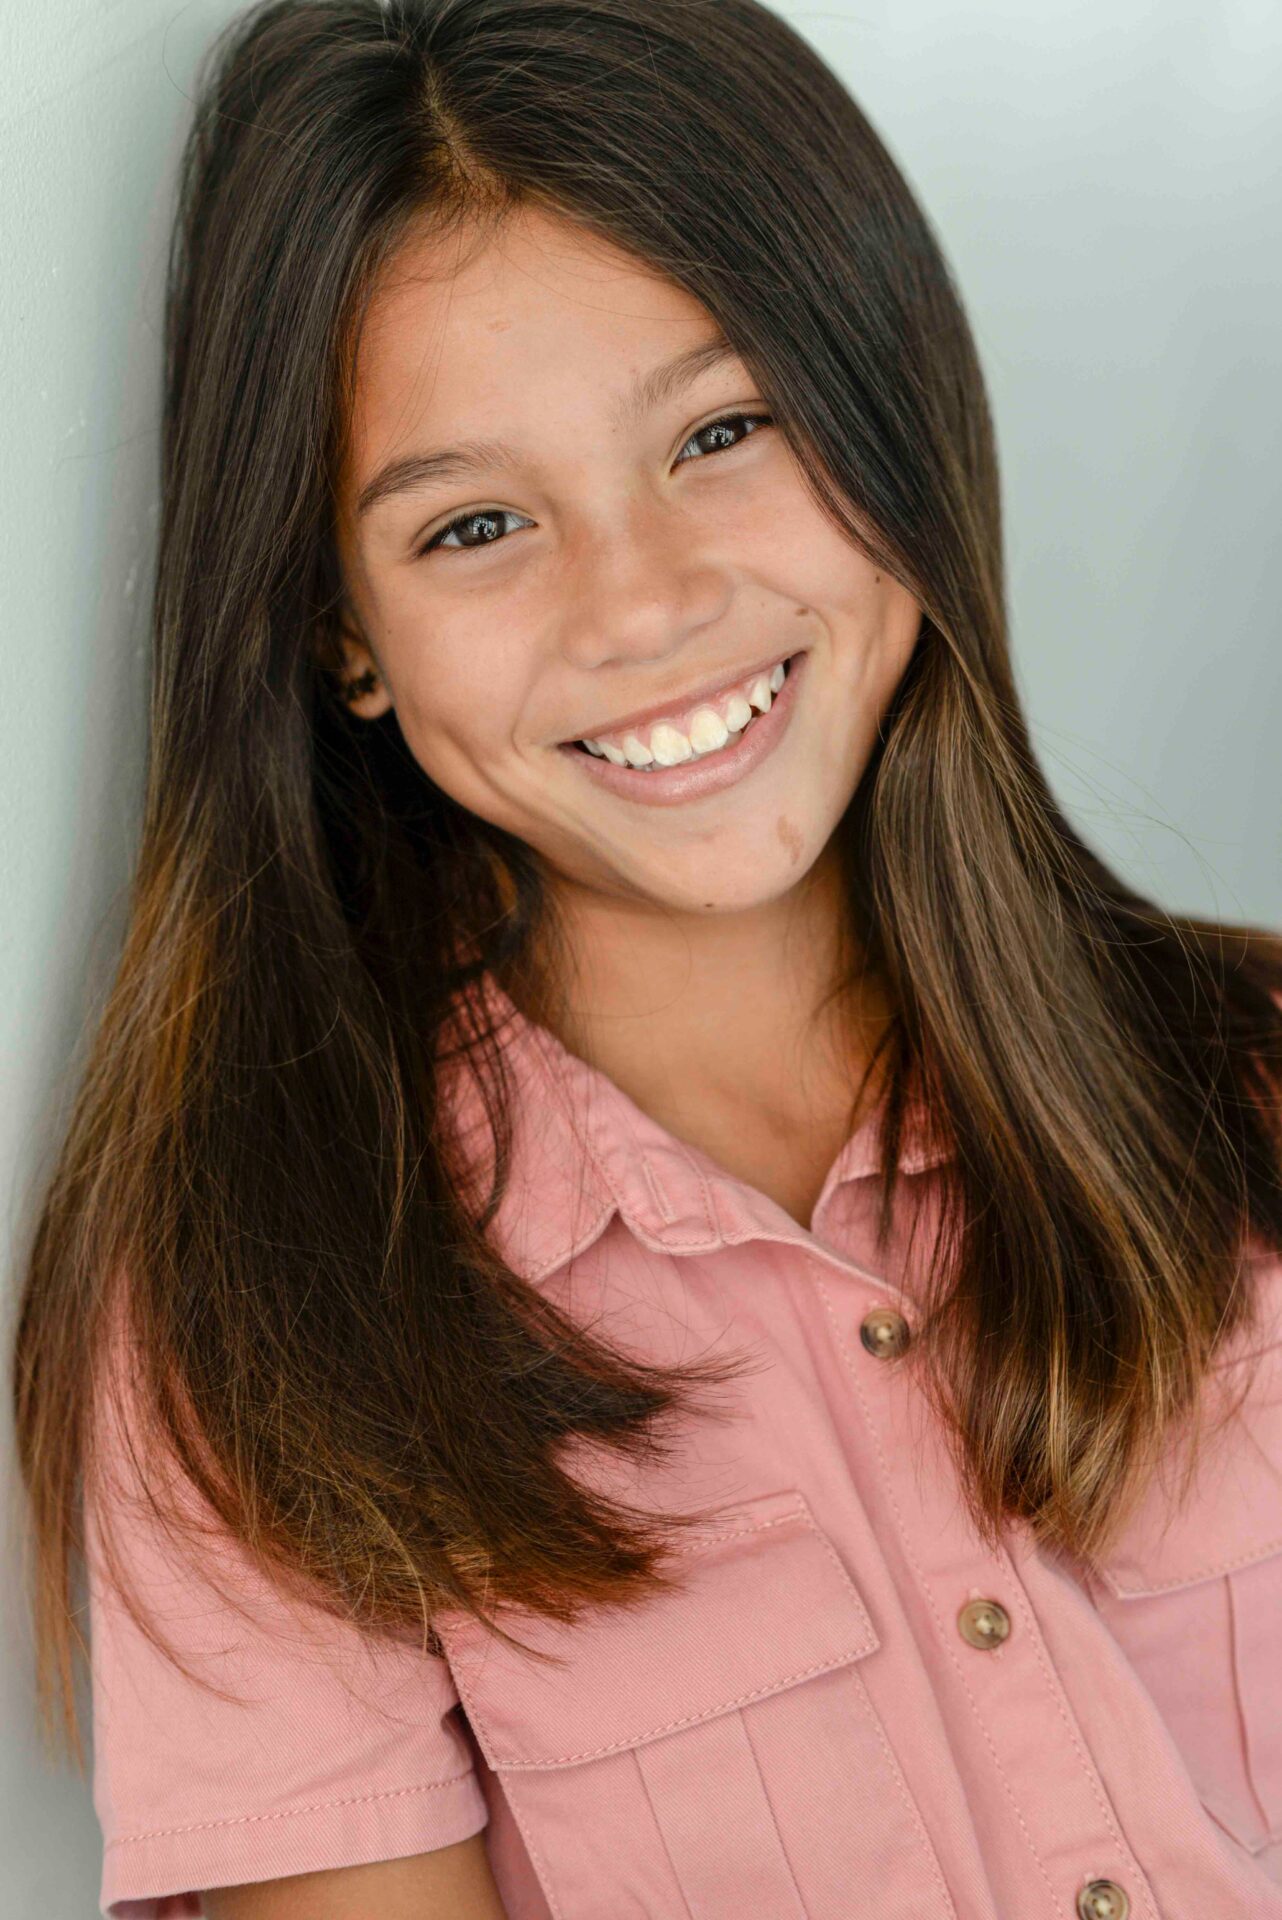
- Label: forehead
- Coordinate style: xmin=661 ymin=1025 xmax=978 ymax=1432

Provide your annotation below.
xmin=343 ymin=202 xmax=717 ymax=470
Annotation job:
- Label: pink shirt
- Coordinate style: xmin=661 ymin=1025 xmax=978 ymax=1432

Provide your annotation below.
xmin=88 ymin=971 xmax=1282 ymax=1918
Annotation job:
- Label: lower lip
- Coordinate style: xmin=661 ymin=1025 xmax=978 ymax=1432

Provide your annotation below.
xmin=556 ymin=651 xmax=809 ymax=808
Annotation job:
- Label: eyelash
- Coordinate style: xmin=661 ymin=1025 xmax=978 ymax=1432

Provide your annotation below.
xmin=416 ymin=410 xmax=775 ymax=559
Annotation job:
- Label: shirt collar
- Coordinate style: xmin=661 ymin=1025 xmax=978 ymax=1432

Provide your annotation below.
xmin=442 ymin=968 xmax=950 ymax=1284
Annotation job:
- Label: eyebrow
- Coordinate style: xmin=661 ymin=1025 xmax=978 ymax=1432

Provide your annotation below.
xmin=355 ymin=331 xmax=743 ymax=520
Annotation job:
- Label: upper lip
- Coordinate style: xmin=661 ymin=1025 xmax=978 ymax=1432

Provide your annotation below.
xmin=558 ymin=648 xmax=801 ymax=745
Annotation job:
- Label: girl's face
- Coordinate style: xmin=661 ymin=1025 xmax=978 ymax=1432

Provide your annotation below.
xmin=335 ymin=204 xmax=922 ymax=918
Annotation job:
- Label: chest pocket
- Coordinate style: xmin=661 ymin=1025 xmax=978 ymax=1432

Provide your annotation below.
xmin=438 ymin=1487 xmax=954 ymax=1920
xmin=1086 ymin=1273 xmax=1282 ymax=1862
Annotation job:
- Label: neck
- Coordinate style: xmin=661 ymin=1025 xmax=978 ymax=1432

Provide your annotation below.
xmin=529 ymin=838 xmax=891 ymax=1148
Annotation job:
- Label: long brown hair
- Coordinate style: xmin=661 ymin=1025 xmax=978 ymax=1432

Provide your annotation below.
xmin=12 ymin=0 xmax=1282 ymax=1772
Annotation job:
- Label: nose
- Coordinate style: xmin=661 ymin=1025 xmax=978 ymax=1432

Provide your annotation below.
xmin=556 ymin=489 xmax=732 ymax=673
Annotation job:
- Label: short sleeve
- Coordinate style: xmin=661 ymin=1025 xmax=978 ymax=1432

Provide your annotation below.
xmin=85 ymin=1335 xmax=489 ymax=1918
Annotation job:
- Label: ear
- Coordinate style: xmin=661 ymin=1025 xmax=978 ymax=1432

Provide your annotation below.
xmin=332 ymin=613 xmax=394 ymax=721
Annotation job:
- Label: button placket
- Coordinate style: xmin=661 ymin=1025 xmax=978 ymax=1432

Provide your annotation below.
xmin=824 ymin=1269 xmax=1159 ymax=1919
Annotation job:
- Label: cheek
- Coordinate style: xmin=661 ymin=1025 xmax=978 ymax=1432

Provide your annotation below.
xmin=789 ymin=504 xmax=920 ymax=675
xmin=388 ymin=640 xmax=543 ymax=825
xmin=867 ymin=581 xmax=923 ymax=691
xmin=385 ymin=601 xmax=510 ymax=738
xmin=743 ymin=481 xmax=894 ymax=623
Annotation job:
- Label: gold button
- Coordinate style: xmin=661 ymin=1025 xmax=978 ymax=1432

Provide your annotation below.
xmin=859 ymin=1306 xmax=911 ymax=1359
xmin=1076 ymin=1879 xmax=1129 ymax=1920
xmin=957 ymin=1598 xmax=1011 ymax=1649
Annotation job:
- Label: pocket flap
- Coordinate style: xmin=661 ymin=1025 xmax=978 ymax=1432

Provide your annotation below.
xmin=1092 ymin=1305 xmax=1282 ymax=1598
xmin=439 ymin=1488 xmax=878 ymax=1770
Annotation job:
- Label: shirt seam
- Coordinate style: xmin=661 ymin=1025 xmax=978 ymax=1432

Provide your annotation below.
xmin=1226 ymin=1565 xmax=1277 ymax=1839
xmin=1099 ymin=1532 xmax=1282 ymax=1596
xmin=457 ymin=1648 xmax=872 ymax=1770
xmin=103 ymin=1768 xmax=480 ymax=1849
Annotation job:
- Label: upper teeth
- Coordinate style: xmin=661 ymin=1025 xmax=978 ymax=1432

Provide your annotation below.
xmin=582 ymin=658 xmax=788 ymax=767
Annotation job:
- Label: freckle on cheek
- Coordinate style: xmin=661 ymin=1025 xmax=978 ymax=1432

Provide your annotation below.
xmin=776 ymin=814 xmax=803 ymax=865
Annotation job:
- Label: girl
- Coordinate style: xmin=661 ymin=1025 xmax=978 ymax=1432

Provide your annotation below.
xmin=12 ymin=1 xmax=1282 ymax=1916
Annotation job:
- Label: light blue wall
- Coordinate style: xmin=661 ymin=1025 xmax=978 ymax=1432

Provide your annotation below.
xmin=2 ymin=2 xmax=1278 ymax=1911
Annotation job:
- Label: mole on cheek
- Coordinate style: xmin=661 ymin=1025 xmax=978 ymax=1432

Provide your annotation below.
xmin=776 ymin=814 xmax=803 ymax=865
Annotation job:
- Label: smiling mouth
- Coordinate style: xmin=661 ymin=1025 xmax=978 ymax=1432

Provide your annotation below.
xmin=561 ymin=652 xmax=800 ymax=769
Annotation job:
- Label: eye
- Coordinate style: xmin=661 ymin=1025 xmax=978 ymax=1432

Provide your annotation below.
xmin=416 ymin=411 xmax=774 ymax=559
xmin=419 ymin=507 xmax=533 ymax=557
xmin=675 ymin=409 xmax=774 ymax=464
